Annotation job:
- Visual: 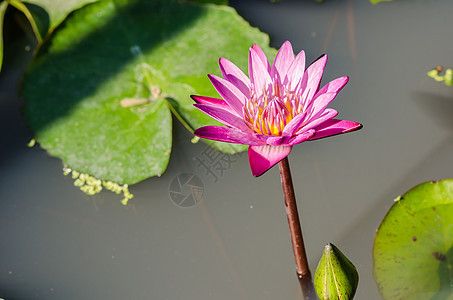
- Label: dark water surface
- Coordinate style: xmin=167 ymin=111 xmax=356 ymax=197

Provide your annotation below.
xmin=2 ymin=0 xmax=453 ymax=299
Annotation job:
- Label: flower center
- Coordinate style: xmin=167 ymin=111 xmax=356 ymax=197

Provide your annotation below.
xmin=243 ymin=82 xmax=302 ymax=136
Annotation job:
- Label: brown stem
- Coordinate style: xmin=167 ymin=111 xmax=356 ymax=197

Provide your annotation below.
xmin=278 ymin=156 xmax=316 ymax=299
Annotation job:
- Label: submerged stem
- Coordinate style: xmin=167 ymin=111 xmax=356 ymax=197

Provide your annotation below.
xmin=278 ymin=156 xmax=316 ymax=299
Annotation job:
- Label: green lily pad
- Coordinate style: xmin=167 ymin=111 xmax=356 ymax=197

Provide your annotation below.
xmin=22 ymin=0 xmax=274 ymax=184
xmin=373 ymin=179 xmax=453 ymax=300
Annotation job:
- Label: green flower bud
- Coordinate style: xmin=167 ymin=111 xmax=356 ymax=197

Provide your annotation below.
xmin=314 ymin=243 xmax=359 ymax=300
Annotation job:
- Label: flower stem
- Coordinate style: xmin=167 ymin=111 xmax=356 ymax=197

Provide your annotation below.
xmin=278 ymin=156 xmax=316 ymax=299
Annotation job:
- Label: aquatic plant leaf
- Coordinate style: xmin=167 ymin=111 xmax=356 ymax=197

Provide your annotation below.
xmin=22 ymin=0 xmax=273 ymax=184
xmin=427 ymin=67 xmax=453 ymax=86
xmin=373 ymin=179 xmax=453 ymax=299
xmin=370 ymin=0 xmax=393 ymax=4
xmin=24 ymin=0 xmax=100 ymax=36
xmin=314 ymin=243 xmax=358 ymax=300
xmin=0 ymin=0 xmax=99 ymax=73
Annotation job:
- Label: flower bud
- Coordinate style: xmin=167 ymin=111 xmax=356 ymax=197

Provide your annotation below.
xmin=314 ymin=243 xmax=359 ymax=300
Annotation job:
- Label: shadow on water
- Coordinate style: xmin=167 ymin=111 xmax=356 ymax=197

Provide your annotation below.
xmin=0 ymin=4 xmax=39 ymax=168
xmin=21 ymin=0 xmax=206 ymax=135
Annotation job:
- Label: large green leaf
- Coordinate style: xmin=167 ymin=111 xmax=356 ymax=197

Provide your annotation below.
xmin=23 ymin=0 xmax=274 ymax=184
xmin=373 ymin=179 xmax=453 ymax=299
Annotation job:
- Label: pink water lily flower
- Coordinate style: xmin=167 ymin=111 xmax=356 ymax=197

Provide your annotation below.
xmin=192 ymin=41 xmax=362 ymax=176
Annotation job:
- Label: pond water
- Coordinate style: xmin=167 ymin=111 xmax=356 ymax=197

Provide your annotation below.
xmin=2 ymin=0 xmax=453 ymax=299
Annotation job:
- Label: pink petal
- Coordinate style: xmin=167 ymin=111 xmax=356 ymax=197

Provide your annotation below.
xmin=194 ymin=103 xmax=250 ymax=131
xmin=264 ymin=135 xmax=289 ymax=146
xmin=191 ymin=95 xmax=229 ymax=108
xmin=248 ymin=145 xmax=292 ymax=176
xmin=282 ymin=112 xmax=307 ymax=136
xmin=249 ymin=47 xmax=272 ymax=98
xmin=297 ymin=108 xmax=338 ymax=133
xmin=316 ymin=76 xmax=349 ymax=95
xmin=284 ymin=129 xmax=316 ymax=146
xmin=251 ymin=43 xmax=271 ymax=71
xmin=208 ymin=74 xmax=247 ymax=116
xmin=194 ymin=126 xmax=263 ymax=146
xmin=285 ymin=50 xmax=306 ymax=90
xmin=305 ymin=76 xmax=348 ymax=118
xmin=271 ymin=41 xmax=294 ymax=81
xmin=219 ymin=57 xmax=251 ymax=97
xmin=250 ymin=133 xmax=286 ymax=146
xmin=299 ymin=55 xmax=328 ymax=110
xmin=306 ymin=92 xmax=338 ymax=119
xmin=309 ymin=119 xmax=362 ymax=140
